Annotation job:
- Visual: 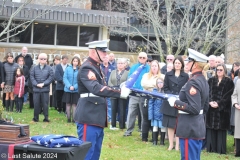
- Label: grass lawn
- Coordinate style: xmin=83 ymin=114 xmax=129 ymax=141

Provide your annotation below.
xmin=3 ymin=104 xmax=238 ymax=160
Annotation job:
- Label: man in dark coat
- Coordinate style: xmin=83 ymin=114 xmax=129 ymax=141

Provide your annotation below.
xmin=30 ymin=53 xmax=53 ymax=122
xmin=168 ymin=48 xmax=209 ymax=160
xmin=55 ymin=55 xmax=68 ymax=113
xmin=74 ymin=39 xmax=130 ymax=160
xmin=15 ymin=47 xmax=33 ymax=71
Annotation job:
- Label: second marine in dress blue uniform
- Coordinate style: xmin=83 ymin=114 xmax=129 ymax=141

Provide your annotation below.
xmin=168 ymin=48 xmax=209 ymax=160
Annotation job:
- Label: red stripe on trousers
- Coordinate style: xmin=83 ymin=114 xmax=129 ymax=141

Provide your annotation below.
xmin=185 ymin=139 xmax=188 ymax=160
xmin=8 ymin=140 xmax=32 ymax=160
xmin=83 ymin=124 xmax=87 ymax=141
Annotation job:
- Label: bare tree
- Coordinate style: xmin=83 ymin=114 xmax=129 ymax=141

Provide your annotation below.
xmin=108 ymin=0 xmax=240 ymax=61
xmin=0 ymin=0 xmax=73 ymax=42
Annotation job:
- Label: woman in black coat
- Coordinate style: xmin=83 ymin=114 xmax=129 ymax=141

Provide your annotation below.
xmin=206 ymin=63 xmax=234 ymax=154
xmin=162 ymin=56 xmax=189 ymax=150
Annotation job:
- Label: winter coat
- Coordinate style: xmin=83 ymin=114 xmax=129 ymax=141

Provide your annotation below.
xmin=206 ymin=76 xmax=234 ymax=130
xmin=231 ymin=79 xmax=240 ymax=138
xmin=148 ymin=89 xmax=164 ymax=121
xmin=30 ymin=64 xmax=54 ymax=93
xmin=2 ymin=62 xmax=19 ymax=85
xmin=108 ymin=70 xmax=129 ymax=87
xmin=63 ymin=65 xmax=79 ymax=93
xmin=14 ymin=75 xmax=25 ymax=97
xmin=55 ymin=64 xmax=68 ymax=90
xmin=161 ymin=70 xmax=189 ymax=117
xmin=100 ymin=63 xmax=115 ymax=85
xmin=15 ymin=54 xmax=33 ymax=70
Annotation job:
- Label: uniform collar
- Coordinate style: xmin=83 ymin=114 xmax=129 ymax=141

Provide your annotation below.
xmin=191 ymin=71 xmax=202 ymax=76
xmin=88 ymin=57 xmax=100 ymax=66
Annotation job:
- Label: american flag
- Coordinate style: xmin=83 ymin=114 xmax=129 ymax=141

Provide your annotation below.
xmin=31 ymin=134 xmax=83 ymax=148
xmin=125 ymin=65 xmax=178 ymax=100
xmin=125 ymin=65 xmax=144 ymax=88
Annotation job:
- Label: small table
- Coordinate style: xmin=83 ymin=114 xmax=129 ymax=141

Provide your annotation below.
xmin=13 ymin=142 xmax=91 ymax=160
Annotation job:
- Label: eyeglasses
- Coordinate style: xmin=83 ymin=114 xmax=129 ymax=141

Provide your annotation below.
xmin=216 ymin=69 xmax=223 ymax=72
xmin=157 ymin=82 xmax=163 ymax=84
xmin=166 ymin=59 xmax=173 ymax=61
xmin=139 ymin=57 xmax=146 ymax=59
xmin=40 ymin=58 xmax=47 ymax=60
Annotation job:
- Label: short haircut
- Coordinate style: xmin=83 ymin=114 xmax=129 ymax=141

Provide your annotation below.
xmin=62 ymin=55 xmax=68 ymax=60
xmin=54 ymin=55 xmax=61 ymax=60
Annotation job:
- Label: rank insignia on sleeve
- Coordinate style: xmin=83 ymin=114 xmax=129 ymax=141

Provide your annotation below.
xmin=189 ymin=86 xmax=197 ymax=95
xmin=88 ymin=70 xmax=97 ymax=80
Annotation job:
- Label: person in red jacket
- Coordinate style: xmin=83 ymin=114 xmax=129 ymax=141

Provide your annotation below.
xmin=14 ymin=68 xmax=25 ymax=113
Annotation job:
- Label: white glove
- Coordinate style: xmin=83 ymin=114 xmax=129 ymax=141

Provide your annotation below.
xmin=120 ymin=85 xmax=131 ymax=99
xmin=168 ymin=96 xmax=178 ymax=107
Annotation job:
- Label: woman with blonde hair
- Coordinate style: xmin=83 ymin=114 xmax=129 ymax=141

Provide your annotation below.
xmin=141 ymin=60 xmax=165 ymax=142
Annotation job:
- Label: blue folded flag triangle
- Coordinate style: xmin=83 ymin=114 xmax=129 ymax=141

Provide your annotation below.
xmin=31 ymin=134 xmax=83 ymax=148
xmin=130 ymin=88 xmax=178 ymax=100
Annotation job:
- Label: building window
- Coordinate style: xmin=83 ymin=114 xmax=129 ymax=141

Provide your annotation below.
xmin=109 ymin=35 xmax=127 ymax=52
xmin=9 ymin=21 xmax=31 ymax=43
xmin=79 ymin=26 xmax=99 ymax=47
xmin=33 ymin=23 xmax=54 ymax=45
xmin=57 ymin=25 xmax=77 ymax=46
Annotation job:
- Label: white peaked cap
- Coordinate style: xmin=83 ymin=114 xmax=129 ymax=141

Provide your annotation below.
xmin=187 ymin=48 xmax=209 ymax=62
xmin=85 ymin=39 xmax=110 ymax=52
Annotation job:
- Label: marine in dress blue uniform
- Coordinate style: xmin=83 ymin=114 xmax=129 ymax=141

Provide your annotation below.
xmin=168 ymin=48 xmax=209 ymax=160
xmin=74 ymin=40 xmax=130 ymax=160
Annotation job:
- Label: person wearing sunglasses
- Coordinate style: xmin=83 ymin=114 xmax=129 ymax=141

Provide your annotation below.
xmin=161 ymin=54 xmax=175 ymax=74
xmin=123 ymin=52 xmax=150 ymax=137
xmin=30 ymin=53 xmax=54 ymax=122
xmin=206 ymin=63 xmax=234 ymax=154
xmin=167 ymin=49 xmax=209 ymax=160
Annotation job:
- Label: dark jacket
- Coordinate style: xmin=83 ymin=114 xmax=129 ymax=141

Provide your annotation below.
xmin=161 ymin=70 xmax=189 ymax=117
xmin=174 ymin=72 xmax=209 ymax=139
xmin=21 ymin=65 xmax=29 ymax=94
xmin=148 ymin=89 xmax=164 ymax=121
xmin=30 ymin=64 xmax=54 ymax=93
xmin=2 ymin=62 xmax=19 ymax=85
xmin=161 ymin=65 xmax=167 ymax=75
xmin=74 ymin=57 xmax=121 ymax=128
xmin=15 ymin=54 xmax=33 ymax=70
xmin=206 ymin=76 xmax=234 ymax=130
xmin=55 ymin=64 xmax=68 ymax=90
xmin=100 ymin=63 xmax=115 ymax=85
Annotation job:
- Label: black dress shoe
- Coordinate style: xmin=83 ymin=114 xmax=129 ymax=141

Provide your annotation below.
xmin=32 ymin=118 xmax=38 ymax=122
xmin=43 ymin=119 xmax=50 ymax=122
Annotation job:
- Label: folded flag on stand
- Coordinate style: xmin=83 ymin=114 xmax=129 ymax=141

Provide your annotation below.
xmin=31 ymin=134 xmax=83 ymax=148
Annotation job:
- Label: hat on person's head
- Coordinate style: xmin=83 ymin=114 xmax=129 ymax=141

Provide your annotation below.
xmin=86 ymin=39 xmax=110 ymax=52
xmin=186 ymin=48 xmax=209 ymax=63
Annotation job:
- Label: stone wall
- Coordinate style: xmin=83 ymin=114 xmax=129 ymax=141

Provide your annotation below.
xmin=0 ymin=47 xmax=138 ymax=65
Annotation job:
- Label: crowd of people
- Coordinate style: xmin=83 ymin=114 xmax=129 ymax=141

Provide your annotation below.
xmin=0 ymin=45 xmax=240 ymax=158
